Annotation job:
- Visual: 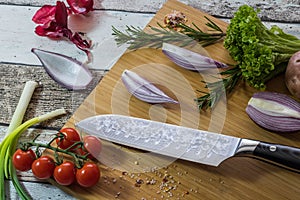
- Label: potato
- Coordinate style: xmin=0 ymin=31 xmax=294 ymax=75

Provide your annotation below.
xmin=285 ymin=51 xmax=300 ymax=99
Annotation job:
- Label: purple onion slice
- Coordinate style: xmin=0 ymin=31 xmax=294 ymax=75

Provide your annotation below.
xmin=31 ymin=48 xmax=93 ymax=90
xmin=246 ymin=92 xmax=300 ymax=132
xmin=121 ymin=70 xmax=178 ymax=104
xmin=162 ymin=43 xmax=228 ymax=71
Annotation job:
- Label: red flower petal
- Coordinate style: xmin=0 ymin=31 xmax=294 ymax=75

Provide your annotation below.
xmin=32 ymin=1 xmax=93 ymax=57
xmin=32 ymin=5 xmax=56 ymax=25
xmin=34 ymin=23 xmax=66 ymax=38
xmin=71 ymin=32 xmax=91 ymax=50
xmin=54 ymin=1 xmax=68 ymax=28
xmin=67 ymin=0 xmax=94 ymax=14
xmin=33 ymin=1 xmax=71 ymax=38
xmin=71 ymin=32 xmax=92 ymax=61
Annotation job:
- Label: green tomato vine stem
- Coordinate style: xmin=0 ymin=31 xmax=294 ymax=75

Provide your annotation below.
xmin=24 ymin=140 xmax=89 ymax=169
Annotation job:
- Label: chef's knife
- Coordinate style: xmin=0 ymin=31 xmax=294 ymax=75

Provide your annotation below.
xmin=76 ymin=114 xmax=300 ymax=171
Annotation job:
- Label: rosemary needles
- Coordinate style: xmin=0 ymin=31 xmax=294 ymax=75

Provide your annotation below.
xmin=112 ymin=16 xmax=225 ymax=50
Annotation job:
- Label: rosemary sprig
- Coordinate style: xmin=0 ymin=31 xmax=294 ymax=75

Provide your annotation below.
xmin=176 ymin=16 xmax=226 ymax=47
xmin=196 ymin=66 xmax=242 ymax=110
xmin=112 ymin=25 xmax=193 ymax=49
xmin=112 ymin=16 xmax=225 ymax=50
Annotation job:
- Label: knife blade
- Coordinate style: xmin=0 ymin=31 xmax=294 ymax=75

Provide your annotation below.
xmin=76 ymin=114 xmax=300 ymax=172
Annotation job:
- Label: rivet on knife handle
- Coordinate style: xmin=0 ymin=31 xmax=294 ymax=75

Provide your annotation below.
xmin=253 ymin=142 xmax=300 ymax=170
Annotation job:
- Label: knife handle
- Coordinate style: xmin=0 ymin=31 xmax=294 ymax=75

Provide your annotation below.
xmin=252 ymin=141 xmax=300 ymax=171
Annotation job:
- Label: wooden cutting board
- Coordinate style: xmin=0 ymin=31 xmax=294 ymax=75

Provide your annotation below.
xmin=56 ymin=0 xmax=300 ymax=199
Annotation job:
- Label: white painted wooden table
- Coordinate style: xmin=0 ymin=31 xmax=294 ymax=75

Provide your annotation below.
xmin=1 ymin=0 xmax=300 ymax=199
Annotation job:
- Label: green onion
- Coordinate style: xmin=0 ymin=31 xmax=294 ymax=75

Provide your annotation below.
xmin=6 ymin=81 xmax=38 ymax=136
xmin=0 ymin=109 xmax=66 ymax=199
xmin=3 ymin=81 xmax=37 ymax=200
xmin=0 ymin=81 xmax=66 ymax=199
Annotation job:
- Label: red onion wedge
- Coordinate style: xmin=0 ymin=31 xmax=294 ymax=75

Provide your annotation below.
xmin=31 ymin=48 xmax=93 ymax=90
xmin=246 ymin=92 xmax=300 ymax=132
xmin=162 ymin=43 xmax=228 ymax=71
xmin=121 ymin=70 xmax=178 ymax=104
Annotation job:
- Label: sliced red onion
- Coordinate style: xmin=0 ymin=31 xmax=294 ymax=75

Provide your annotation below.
xmin=162 ymin=43 xmax=228 ymax=71
xmin=121 ymin=70 xmax=178 ymax=104
xmin=31 ymin=48 xmax=93 ymax=90
xmin=246 ymin=92 xmax=300 ymax=132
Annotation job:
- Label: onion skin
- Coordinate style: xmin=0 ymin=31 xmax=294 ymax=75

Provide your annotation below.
xmin=285 ymin=51 xmax=300 ymax=99
xmin=121 ymin=70 xmax=178 ymax=104
xmin=246 ymin=92 xmax=300 ymax=132
xmin=31 ymin=48 xmax=93 ymax=90
xmin=162 ymin=43 xmax=228 ymax=71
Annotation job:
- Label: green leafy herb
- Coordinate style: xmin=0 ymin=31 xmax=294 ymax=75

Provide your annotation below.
xmin=196 ymin=5 xmax=300 ymax=110
xmin=224 ymin=5 xmax=300 ymax=90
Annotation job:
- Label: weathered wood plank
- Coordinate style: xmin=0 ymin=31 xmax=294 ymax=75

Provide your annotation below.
xmin=1 ymin=4 xmax=300 ymax=69
xmin=0 ymin=63 xmax=106 ymax=128
xmin=0 ymin=5 xmax=153 ymax=69
xmin=6 ymin=180 xmax=75 ymax=200
xmin=1 ymin=0 xmax=300 ymax=22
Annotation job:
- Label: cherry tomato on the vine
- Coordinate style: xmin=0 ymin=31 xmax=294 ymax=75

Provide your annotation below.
xmin=32 ymin=156 xmax=55 ymax=179
xmin=83 ymin=135 xmax=102 ymax=159
xmin=76 ymin=162 xmax=100 ymax=187
xmin=12 ymin=149 xmax=36 ymax=171
xmin=56 ymin=127 xmax=81 ymax=150
xmin=53 ymin=161 xmax=76 ymax=186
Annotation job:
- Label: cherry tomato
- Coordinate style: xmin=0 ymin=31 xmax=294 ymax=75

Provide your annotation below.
xmin=12 ymin=149 xmax=36 ymax=171
xmin=83 ymin=136 xmax=102 ymax=159
xmin=76 ymin=162 xmax=100 ymax=187
xmin=31 ymin=156 xmax=55 ymax=179
xmin=56 ymin=127 xmax=81 ymax=150
xmin=53 ymin=161 xmax=76 ymax=186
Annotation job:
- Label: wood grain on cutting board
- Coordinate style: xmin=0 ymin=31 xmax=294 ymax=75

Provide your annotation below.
xmin=57 ymin=0 xmax=300 ymax=199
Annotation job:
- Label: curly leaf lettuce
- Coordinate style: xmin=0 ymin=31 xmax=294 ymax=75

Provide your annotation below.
xmin=224 ymin=5 xmax=300 ymax=89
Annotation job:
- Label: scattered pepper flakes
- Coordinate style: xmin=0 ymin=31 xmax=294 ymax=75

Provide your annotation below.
xmin=164 ymin=10 xmax=187 ymax=29
xmin=136 ymin=178 xmax=144 ymax=185
xmin=134 ymin=178 xmax=144 ymax=187
xmin=130 ymin=174 xmax=135 ymax=179
xmin=115 ymin=191 xmax=121 ymax=198
xmin=146 ymin=178 xmax=157 ymax=185
xmin=134 ymin=183 xmax=141 ymax=187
